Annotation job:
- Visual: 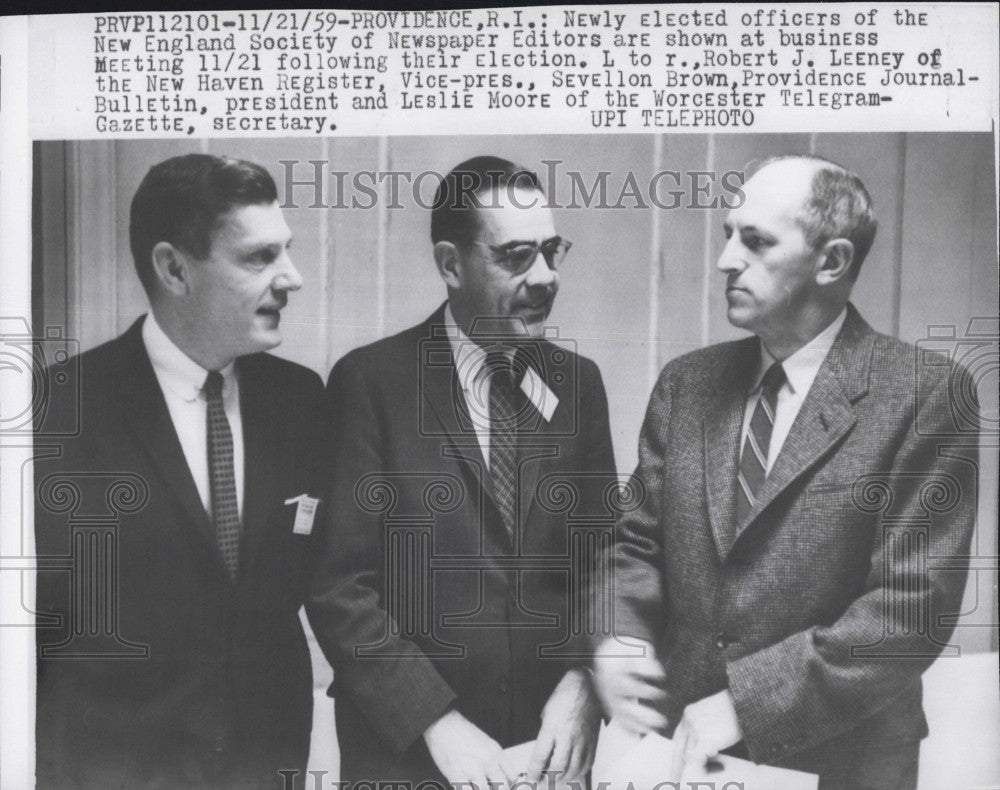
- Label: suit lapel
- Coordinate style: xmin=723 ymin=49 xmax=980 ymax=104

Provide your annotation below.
xmin=416 ymin=309 xmax=565 ymax=543
xmin=517 ymin=441 xmax=556 ymax=532
xmin=517 ymin=353 xmax=565 ymax=531
xmin=703 ymin=338 xmax=758 ymax=560
xmin=744 ymin=371 xmax=856 ymax=529
xmin=115 ymin=319 xmax=226 ymax=574
xmin=734 ymin=305 xmax=874 ymax=538
xmin=417 ymin=311 xmax=493 ymax=492
xmin=236 ymin=355 xmax=283 ymax=580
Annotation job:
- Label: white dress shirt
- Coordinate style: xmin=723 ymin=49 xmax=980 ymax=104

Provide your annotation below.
xmin=740 ymin=308 xmax=847 ymax=473
xmin=142 ymin=312 xmax=244 ymax=517
xmin=443 ymin=303 xmax=558 ymax=471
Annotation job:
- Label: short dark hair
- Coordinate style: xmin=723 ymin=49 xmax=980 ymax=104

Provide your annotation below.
xmin=129 ymin=153 xmax=278 ymax=293
xmin=430 ymin=156 xmax=543 ymax=247
xmin=751 ymin=154 xmax=878 ymax=279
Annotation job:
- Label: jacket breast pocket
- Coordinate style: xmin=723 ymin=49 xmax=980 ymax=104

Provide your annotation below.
xmin=805 ymin=480 xmax=857 ymax=494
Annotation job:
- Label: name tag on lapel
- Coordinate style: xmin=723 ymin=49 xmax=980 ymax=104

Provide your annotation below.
xmin=521 ymin=366 xmax=558 ymax=422
xmin=284 ymin=494 xmax=319 ymax=535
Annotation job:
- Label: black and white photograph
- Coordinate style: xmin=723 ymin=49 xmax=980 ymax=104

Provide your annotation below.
xmin=1 ymin=6 xmax=998 ymax=790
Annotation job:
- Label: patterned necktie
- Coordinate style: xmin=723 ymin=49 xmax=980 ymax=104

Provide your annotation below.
xmin=204 ymin=370 xmax=241 ymax=579
xmin=487 ymin=352 xmax=518 ymax=539
xmin=735 ymin=362 xmax=786 ymax=526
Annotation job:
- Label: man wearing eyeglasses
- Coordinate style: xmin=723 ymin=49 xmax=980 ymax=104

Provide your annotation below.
xmin=308 ymin=156 xmax=616 ymax=788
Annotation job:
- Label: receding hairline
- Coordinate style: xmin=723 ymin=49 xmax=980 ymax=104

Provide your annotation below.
xmin=744 ymin=156 xmax=845 ymax=227
xmin=733 ymin=160 xmax=817 ymax=223
xmin=747 ymin=153 xmax=844 ymax=180
xmin=743 ymin=153 xmax=878 ymax=276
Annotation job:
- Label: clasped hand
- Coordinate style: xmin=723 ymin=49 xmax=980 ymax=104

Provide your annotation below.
xmin=423 ymin=668 xmax=601 ymax=790
xmin=592 ymin=638 xmax=742 ymax=780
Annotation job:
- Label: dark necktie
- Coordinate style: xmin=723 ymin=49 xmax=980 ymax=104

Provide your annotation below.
xmin=487 ymin=352 xmax=518 ymax=539
xmin=204 ymin=370 xmax=241 ymax=579
xmin=735 ymin=362 xmax=786 ymax=526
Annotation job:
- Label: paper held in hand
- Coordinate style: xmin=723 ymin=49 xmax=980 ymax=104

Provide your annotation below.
xmin=588 ymin=720 xmax=818 ymax=790
xmin=499 ymin=720 xmax=817 ymax=789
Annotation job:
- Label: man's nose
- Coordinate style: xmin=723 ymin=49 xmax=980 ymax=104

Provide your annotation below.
xmin=715 ymin=237 xmax=744 ymax=274
xmin=523 ymin=247 xmax=558 ymax=288
xmin=273 ymin=252 xmax=303 ymax=291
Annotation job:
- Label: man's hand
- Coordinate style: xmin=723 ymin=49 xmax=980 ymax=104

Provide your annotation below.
xmin=423 ymin=709 xmax=510 ymax=790
xmin=525 ymin=668 xmax=602 ymax=783
xmin=592 ymin=637 xmax=668 ymax=735
xmin=669 ymin=690 xmax=742 ymax=781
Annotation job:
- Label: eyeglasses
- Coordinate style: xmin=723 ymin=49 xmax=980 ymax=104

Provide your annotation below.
xmin=473 ymin=237 xmax=572 ymax=275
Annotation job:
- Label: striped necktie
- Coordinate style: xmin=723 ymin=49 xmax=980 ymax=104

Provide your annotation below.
xmin=204 ymin=370 xmax=241 ymax=579
xmin=486 ymin=352 xmax=518 ymax=539
xmin=735 ymin=362 xmax=785 ymax=527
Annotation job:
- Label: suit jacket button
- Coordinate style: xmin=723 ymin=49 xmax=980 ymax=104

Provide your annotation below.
xmin=714 ymin=633 xmax=727 ymax=649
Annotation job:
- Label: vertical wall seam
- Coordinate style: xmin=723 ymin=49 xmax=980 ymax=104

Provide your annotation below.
xmin=318 ymin=137 xmax=332 ymax=372
xmin=892 ymin=133 xmax=906 ymax=337
xmin=966 ymin=138 xmax=981 ymax=324
xmin=60 ymin=141 xmax=71 ymax=336
xmin=376 ymin=137 xmax=389 ymax=337
xmin=699 ymin=134 xmax=717 ymax=348
xmin=68 ymin=141 xmax=82 ymax=346
xmin=108 ymin=144 xmax=119 ymax=335
xmin=646 ymin=134 xmax=664 ymax=391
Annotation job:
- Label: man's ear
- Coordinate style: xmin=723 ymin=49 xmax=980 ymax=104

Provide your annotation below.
xmin=433 ymin=241 xmax=463 ymax=290
xmin=150 ymin=241 xmax=192 ymax=297
xmin=816 ymin=238 xmax=855 ymax=286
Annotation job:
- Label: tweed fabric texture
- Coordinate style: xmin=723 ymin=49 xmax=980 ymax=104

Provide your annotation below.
xmin=606 ymin=304 xmax=977 ymax=786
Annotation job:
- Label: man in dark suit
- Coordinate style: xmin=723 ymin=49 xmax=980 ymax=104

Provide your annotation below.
xmin=35 ymin=154 xmax=327 ymax=789
xmin=593 ymin=155 xmax=978 ymax=789
xmin=308 ymin=156 xmax=617 ymax=788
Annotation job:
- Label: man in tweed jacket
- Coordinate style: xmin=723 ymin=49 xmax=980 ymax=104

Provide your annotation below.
xmin=593 ymin=155 xmax=978 ymax=789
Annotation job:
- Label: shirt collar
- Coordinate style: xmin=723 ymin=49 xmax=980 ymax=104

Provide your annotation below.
xmin=443 ymin=302 xmax=491 ymax=396
xmin=442 ymin=302 xmax=558 ymax=422
xmin=752 ymin=308 xmax=847 ymax=396
xmin=142 ymin=311 xmax=236 ymax=402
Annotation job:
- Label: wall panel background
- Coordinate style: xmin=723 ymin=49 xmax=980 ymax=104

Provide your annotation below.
xmin=33 ymin=132 xmax=998 ymax=654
